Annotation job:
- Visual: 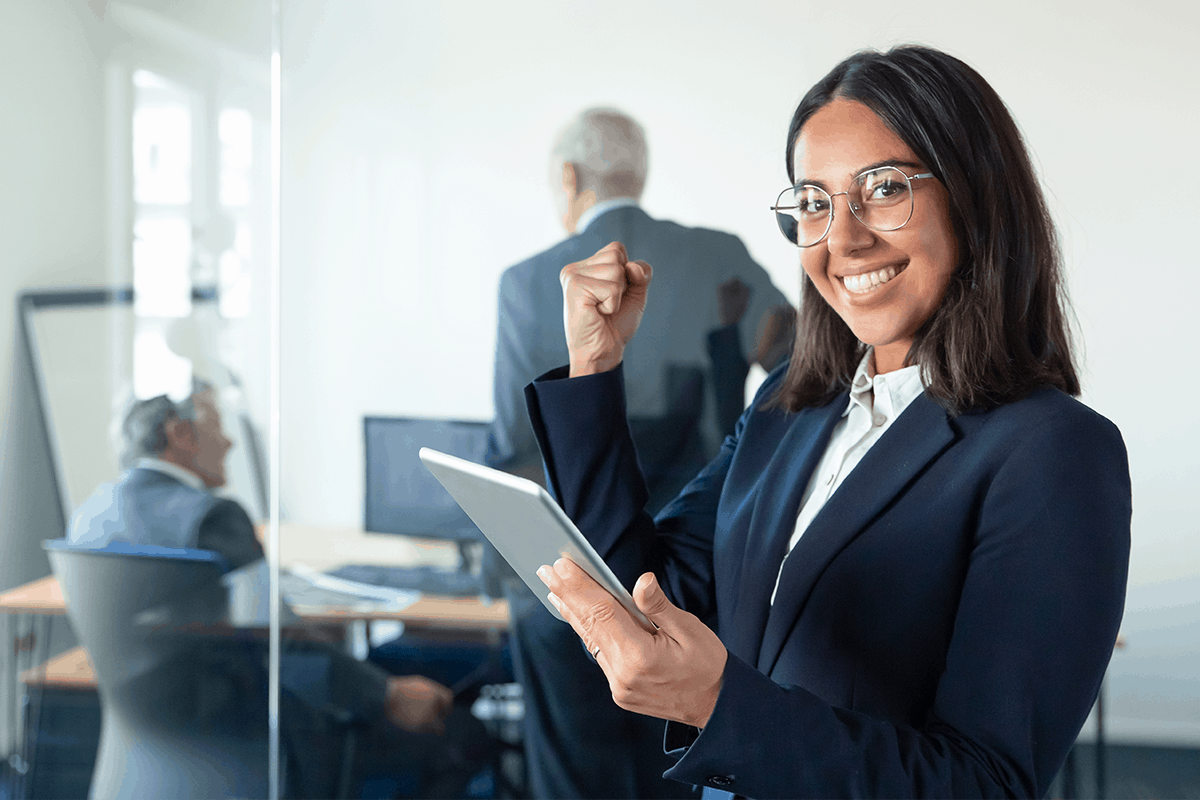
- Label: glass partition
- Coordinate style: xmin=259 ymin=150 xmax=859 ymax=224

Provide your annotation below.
xmin=0 ymin=1 xmax=278 ymax=797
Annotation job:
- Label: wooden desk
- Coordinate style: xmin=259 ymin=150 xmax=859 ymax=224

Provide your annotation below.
xmin=0 ymin=524 xmax=507 ymax=631
xmin=0 ymin=575 xmax=64 ymax=617
xmin=20 ymin=646 xmax=94 ymax=690
xmin=11 ymin=594 xmax=508 ymax=695
xmin=0 ymin=575 xmax=508 ymax=632
xmin=1 ymin=528 xmax=508 ymax=694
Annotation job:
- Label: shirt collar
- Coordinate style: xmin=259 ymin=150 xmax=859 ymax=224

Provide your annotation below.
xmin=134 ymin=457 xmax=207 ymax=492
xmin=576 ymin=198 xmax=639 ymax=234
xmin=844 ymin=348 xmax=927 ymax=423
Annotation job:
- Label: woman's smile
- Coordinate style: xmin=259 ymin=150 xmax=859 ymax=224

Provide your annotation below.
xmin=837 ymin=261 xmax=907 ymax=295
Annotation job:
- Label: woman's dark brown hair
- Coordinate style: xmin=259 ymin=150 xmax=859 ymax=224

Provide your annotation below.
xmin=777 ymin=45 xmax=1079 ymax=415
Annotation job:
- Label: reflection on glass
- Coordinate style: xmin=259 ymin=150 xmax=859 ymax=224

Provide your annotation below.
xmin=132 ymin=70 xmax=192 ymax=206
xmin=132 ymin=326 xmax=193 ymax=402
xmin=132 ymin=68 xmax=194 ymax=324
xmin=132 ymin=216 xmax=192 ymax=318
xmin=217 ymin=108 xmax=256 ymax=319
xmin=219 ymin=108 xmax=253 ymax=207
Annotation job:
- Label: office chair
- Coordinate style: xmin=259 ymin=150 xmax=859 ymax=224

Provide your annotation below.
xmin=43 ymin=540 xmax=361 ymax=800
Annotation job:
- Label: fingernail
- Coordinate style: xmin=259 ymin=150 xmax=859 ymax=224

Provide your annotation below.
xmin=554 ymin=558 xmax=571 ymax=577
xmin=547 ymin=593 xmax=562 ymax=610
xmin=536 ymin=566 xmax=551 ymax=584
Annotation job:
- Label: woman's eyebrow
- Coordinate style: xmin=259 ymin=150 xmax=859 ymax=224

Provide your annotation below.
xmin=796 ymin=159 xmax=926 ymax=189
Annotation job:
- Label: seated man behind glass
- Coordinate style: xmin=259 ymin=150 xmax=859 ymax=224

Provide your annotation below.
xmin=69 ymin=381 xmax=491 ymax=798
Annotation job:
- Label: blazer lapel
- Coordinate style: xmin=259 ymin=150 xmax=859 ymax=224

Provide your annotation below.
xmin=756 ymin=393 xmax=957 ymax=675
xmin=723 ymin=397 xmax=844 ymax=666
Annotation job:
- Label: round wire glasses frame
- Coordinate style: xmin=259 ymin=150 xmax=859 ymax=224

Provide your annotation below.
xmin=771 ymin=166 xmax=936 ymax=248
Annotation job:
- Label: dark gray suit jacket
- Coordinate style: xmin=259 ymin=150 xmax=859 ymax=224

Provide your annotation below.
xmin=487 ymin=205 xmax=787 ymax=483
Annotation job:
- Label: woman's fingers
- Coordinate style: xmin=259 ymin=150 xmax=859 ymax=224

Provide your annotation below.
xmin=537 ymin=557 xmax=646 ymax=664
xmin=560 ymin=241 xmax=652 ymax=376
xmin=538 ymin=559 xmax=728 ymax=728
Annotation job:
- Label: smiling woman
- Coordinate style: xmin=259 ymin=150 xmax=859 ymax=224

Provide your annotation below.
xmin=777 ymin=46 xmax=1078 ymax=414
xmin=530 ymin=44 xmax=1130 ymax=800
xmin=790 ymin=99 xmax=959 ymax=374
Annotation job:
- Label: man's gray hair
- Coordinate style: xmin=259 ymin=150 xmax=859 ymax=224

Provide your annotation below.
xmin=118 ymin=379 xmax=213 ymax=468
xmin=552 ymin=107 xmax=648 ymax=202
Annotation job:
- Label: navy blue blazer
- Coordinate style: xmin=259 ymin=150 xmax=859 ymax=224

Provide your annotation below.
xmin=526 ymin=364 xmax=1131 ymax=799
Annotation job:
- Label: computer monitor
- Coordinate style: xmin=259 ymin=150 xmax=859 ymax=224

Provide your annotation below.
xmin=363 ymin=416 xmax=490 ymax=547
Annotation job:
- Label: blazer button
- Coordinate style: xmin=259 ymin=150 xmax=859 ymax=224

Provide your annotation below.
xmin=709 ymin=775 xmax=734 ymax=787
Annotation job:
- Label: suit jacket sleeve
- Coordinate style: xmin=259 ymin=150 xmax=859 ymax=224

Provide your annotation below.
xmin=197 ymin=500 xmax=265 ymax=570
xmin=525 ymin=363 xmax=738 ymax=631
xmin=487 ymin=266 xmax=562 ymax=471
xmin=732 ymin=242 xmax=789 ymax=364
xmin=526 ymin=366 xmax=1131 ymax=799
xmin=707 ymin=324 xmax=750 ymax=440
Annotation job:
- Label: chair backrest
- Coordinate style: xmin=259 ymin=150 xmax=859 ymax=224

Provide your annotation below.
xmin=44 ymin=540 xmax=230 ymax=679
xmin=43 ymin=539 xmax=270 ymax=799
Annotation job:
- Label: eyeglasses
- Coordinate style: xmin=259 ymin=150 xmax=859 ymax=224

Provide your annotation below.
xmin=771 ymin=166 xmax=935 ymax=247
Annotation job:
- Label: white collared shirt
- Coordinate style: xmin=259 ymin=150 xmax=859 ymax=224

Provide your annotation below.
xmin=575 ymin=197 xmax=639 ymax=233
xmin=134 ymin=457 xmax=207 ymax=492
xmin=770 ymin=349 xmax=927 ymax=604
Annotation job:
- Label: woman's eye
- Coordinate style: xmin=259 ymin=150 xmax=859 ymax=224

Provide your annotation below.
xmin=865 ymin=180 xmax=906 ymax=202
xmin=799 ymin=197 xmax=829 ymax=216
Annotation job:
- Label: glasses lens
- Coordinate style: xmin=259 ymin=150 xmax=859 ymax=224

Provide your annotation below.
xmin=773 ymin=187 xmax=800 ymax=245
xmin=852 ymin=167 xmax=913 ymax=231
xmin=796 ymin=185 xmax=833 ymax=247
xmin=774 ymin=185 xmax=833 ymax=247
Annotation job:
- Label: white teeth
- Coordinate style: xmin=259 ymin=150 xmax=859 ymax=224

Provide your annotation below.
xmin=842 ymin=265 xmax=899 ymax=294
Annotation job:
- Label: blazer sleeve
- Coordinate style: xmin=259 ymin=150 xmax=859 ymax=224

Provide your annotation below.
xmin=527 ymin=367 xmax=1131 ymax=799
xmin=197 ymin=499 xmax=265 ymax=570
xmin=707 ymin=324 xmax=750 ymax=440
xmin=726 ymin=238 xmax=789 ymax=363
xmin=526 ymin=362 xmax=750 ymax=628
xmin=486 ymin=267 xmax=561 ymax=472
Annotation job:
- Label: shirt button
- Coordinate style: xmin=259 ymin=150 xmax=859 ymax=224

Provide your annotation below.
xmin=709 ymin=775 xmax=734 ymax=787
xmin=873 ymin=413 xmax=886 ymax=427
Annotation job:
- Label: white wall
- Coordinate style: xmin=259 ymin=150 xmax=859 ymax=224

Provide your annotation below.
xmin=0 ymin=0 xmax=107 ymax=432
xmin=279 ymin=0 xmax=1200 ymax=745
xmin=0 ymin=0 xmax=108 ymax=589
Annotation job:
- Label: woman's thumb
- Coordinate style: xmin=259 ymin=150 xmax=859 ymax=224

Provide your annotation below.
xmin=633 ymin=572 xmax=676 ymax=622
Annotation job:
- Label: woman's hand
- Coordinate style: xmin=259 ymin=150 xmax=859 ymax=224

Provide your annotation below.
xmin=560 ymin=241 xmax=653 ymax=377
xmin=537 ymin=557 xmax=727 ymax=728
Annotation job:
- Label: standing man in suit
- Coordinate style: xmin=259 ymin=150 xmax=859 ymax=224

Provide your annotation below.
xmin=486 ymin=107 xmax=789 ymax=799
xmin=69 ymin=382 xmax=491 ymax=798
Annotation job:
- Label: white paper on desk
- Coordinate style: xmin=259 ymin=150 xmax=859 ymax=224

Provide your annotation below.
xmin=283 ymin=563 xmax=421 ymax=611
xmin=222 ymin=559 xmax=303 ymax=627
xmin=220 ymin=560 xmax=420 ymax=627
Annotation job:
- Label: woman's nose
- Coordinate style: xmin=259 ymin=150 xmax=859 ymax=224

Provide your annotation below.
xmin=824 ymin=193 xmax=874 ymax=256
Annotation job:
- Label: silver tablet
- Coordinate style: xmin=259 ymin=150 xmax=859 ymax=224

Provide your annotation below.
xmin=419 ymin=447 xmax=655 ymax=633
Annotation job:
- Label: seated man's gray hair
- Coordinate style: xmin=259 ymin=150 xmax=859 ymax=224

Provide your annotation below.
xmin=552 ymin=107 xmax=648 ymax=202
xmin=118 ymin=379 xmax=214 ymax=468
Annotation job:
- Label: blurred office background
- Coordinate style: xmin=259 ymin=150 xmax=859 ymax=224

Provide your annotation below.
xmin=0 ymin=0 xmax=1196 ymax=797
